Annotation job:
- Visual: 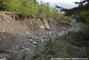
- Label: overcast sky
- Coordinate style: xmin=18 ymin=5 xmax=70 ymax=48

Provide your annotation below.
xmin=37 ymin=0 xmax=81 ymax=8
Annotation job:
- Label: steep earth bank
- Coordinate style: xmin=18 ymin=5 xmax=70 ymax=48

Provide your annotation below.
xmin=0 ymin=13 xmax=70 ymax=35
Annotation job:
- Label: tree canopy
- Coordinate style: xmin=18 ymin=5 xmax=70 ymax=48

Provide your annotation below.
xmin=56 ymin=0 xmax=89 ymax=16
xmin=0 ymin=0 xmax=72 ymax=23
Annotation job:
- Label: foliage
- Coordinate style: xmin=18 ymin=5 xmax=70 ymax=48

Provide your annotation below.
xmin=76 ymin=10 xmax=89 ymax=23
xmin=30 ymin=37 xmax=64 ymax=60
xmin=31 ymin=43 xmax=41 ymax=59
xmin=0 ymin=0 xmax=72 ymax=22
xmin=59 ymin=29 xmax=89 ymax=57
xmin=56 ymin=0 xmax=89 ymax=19
xmin=62 ymin=31 xmax=89 ymax=47
xmin=44 ymin=3 xmax=52 ymax=20
xmin=52 ymin=7 xmax=59 ymax=20
xmin=44 ymin=38 xmax=57 ymax=55
xmin=51 ymin=8 xmax=72 ymax=23
xmin=67 ymin=46 xmax=72 ymax=58
xmin=37 ymin=3 xmax=46 ymax=19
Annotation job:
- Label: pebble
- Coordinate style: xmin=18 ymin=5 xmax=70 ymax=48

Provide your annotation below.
xmin=35 ymin=37 xmax=38 ymax=39
xmin=41 ymin=39 xmax=44 ymax=42
xmin=30 ymin=39 xmax=33 ymax=42
xmin=33 ymin=41 xmax=37 ymax=45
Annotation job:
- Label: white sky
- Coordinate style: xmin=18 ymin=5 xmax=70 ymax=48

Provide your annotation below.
xmin=37 ymin=0 xmax=81 ymax=8
xmin=38 ymin=0 xmax=80 ymax=4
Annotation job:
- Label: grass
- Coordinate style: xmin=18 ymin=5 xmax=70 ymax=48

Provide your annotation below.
xmin=59 ymin=34 xmax=69 ymax=40
xmin=67 ymin=46 xmax=72 ymax=58
xmin=31 ymin=43 xmax=41 ymax=59
xmin=57 ymin=45 xmax=63 ymax=49
xmin=0 ymin=11 xmax=21 ymax=14
xmin=0 ymin=11 xmax=13 ymax=13
xmin=85 ymin=46 xmax=89 ymax=58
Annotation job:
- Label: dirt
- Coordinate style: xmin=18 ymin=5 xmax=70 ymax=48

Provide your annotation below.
xmin=0 ymin=13 xmax=87 ymax=60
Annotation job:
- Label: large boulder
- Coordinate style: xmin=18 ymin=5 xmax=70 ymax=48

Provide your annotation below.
xmin=43 ymin=20 xmax=50 ymax=30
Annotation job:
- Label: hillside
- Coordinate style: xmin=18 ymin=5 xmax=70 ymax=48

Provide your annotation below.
xmin=0 ymin=13 xmax=87 ymax=60
xmin=0 ymin=13 xmax=71 ymax=34
xmin=0 ymin=0 xmax=89 ymax=60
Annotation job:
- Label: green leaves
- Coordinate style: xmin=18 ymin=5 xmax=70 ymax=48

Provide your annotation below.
xmin=0 ymin=0 xmax=72 ymax=22
xmin=76 ymin=10 xmax=89 ymax=23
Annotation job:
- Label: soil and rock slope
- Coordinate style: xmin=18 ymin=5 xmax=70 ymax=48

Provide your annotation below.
xmin=0 ymin=13 xmax=86 ymax=60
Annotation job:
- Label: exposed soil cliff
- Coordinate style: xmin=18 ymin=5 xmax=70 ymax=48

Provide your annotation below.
xmin=0 ymin=13 xmax=70 ymax=35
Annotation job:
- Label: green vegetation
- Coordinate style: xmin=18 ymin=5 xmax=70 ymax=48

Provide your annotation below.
xmin=31 ymin=30 xmax=89 ymax=59
xmin=0 ymin=0 xmax=72 ymax=23
xmin=59 ymin=30 xmax=89 ymax=58
xmin=67 ymin=46 xmax=72 ymax=58
xmin=31 ymin=43 xmax=41 ymax=60
xmin=76 ymin=10 xmax=89 ymax=23
xmin=30 ymin=38 xmax=64 ymax=60
xmin=56 ymin=0 xmax=89 ymax=17
xmin=60 ymin=30 xmax=89 ymax=47
xmin=30 ymin=0 xmax=89 ymax=59
xmin=57 ymin=0 xmax=89 ymax=58
xmin=0 ymin=11 xmax=13 ymax=13
xmin=0 ymin=0 xmax=89 ymax=59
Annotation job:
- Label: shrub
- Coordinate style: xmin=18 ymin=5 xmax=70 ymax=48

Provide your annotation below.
xmin=0 ymin=0 xmax=72 ymax=22
xmin=76 ymin=10 xmax=89 ymax=23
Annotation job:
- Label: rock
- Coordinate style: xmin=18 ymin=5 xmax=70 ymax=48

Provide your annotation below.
xmin=62 ymin=27 xmax=66 ymax=30
xmin=0 ymin=49 xmax=9 ymax=53
xmin=16 ymin=46 xmax=24 ymax=50
xmin=12 ymin=14 xmax=16 ymax=19
xmin=7 ymin=48 xmax=31 ymax=60
xmin=47 ymin=32 xmax=52 ymax=36
xmin=30 ymin=36 xmax=33 ymax=38
xmin=25 ymin=32 xmax=31 ymax=35
xmin=45 ymin=24 xmax=50 ymax=30
xmin=62 ymin=27 xmax=68 ymax=34
xmin=2 ymin=30 xmax=5 ymax=33
xmin=41 ymin=39 xmax=44 ymax=42
xmin=33 ymin=42 xmax=37 ymax=45
xmin=0 ymin=15 xmax=3 ymax=20
xmin=30 ymin=39 xmax=33 ymax=42
xmin=43 ymin=20 xmax=50 ymax=30
xmin=0 ymin=58 xmax=7 ymax=60
xmin=72 ymin=19 xmax=76 ymax=23
xmin=72 ymin=46 xmax=87 ymax=57
xmin=35 ymin=37 xmax=38 ymax=39
xmin=39 ymin=32 xmax=42 ymax=35
xmin=40 ymin=26 xmax=45 ymax=29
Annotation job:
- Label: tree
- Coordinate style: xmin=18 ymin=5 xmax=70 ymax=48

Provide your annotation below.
xmin=56 ymin=0 xmax=89 ymax=16
xmin=0 ymin=0 xmax=71 ymax=22
xmin=45 ymin=3 xmax=52 ymax=20
xmin=52 ymin=7 xmax=60 ymax=20
xmin=0 ymin=0 xmax=9 ymax=10
xmin=37 ymin=3 xmax=46 ymax=19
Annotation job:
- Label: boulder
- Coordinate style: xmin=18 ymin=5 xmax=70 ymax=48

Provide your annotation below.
xmin=43 ymin=20 xmax=50 ymax=30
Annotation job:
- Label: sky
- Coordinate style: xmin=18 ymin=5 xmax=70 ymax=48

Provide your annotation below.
xmin=37 ymin=0 xmax=81 ymax=8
